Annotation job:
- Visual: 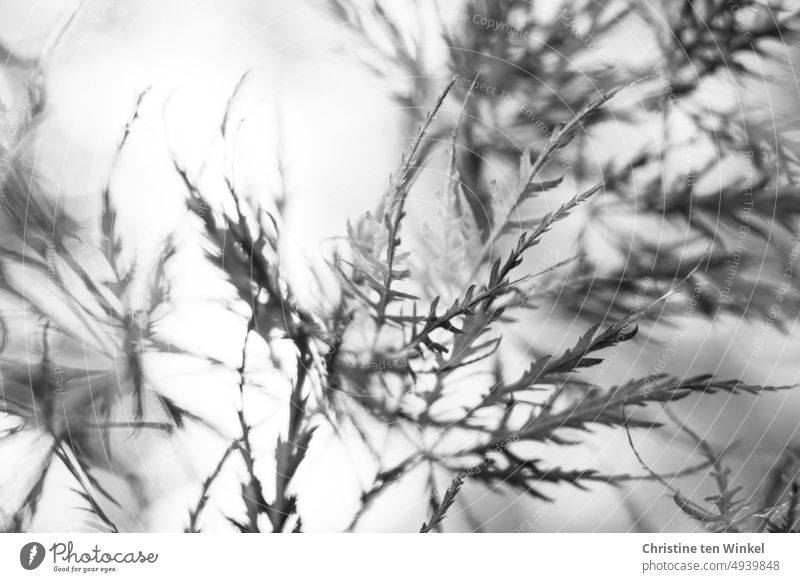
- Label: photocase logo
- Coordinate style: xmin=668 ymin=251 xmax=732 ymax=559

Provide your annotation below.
xmin=20 ymin=542 xmax=46 ymax=570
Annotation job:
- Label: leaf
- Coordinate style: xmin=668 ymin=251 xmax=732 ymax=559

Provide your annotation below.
xmin=420 ymin=474 xmax=464 ymax=533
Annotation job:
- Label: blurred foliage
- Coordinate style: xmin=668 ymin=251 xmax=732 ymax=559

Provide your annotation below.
xmin=1 ymin=0 xmax=799 ymax=533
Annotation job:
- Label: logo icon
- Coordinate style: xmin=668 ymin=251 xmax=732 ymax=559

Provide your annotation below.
xmin=20 ymin=542 xmax=46 ymax=570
